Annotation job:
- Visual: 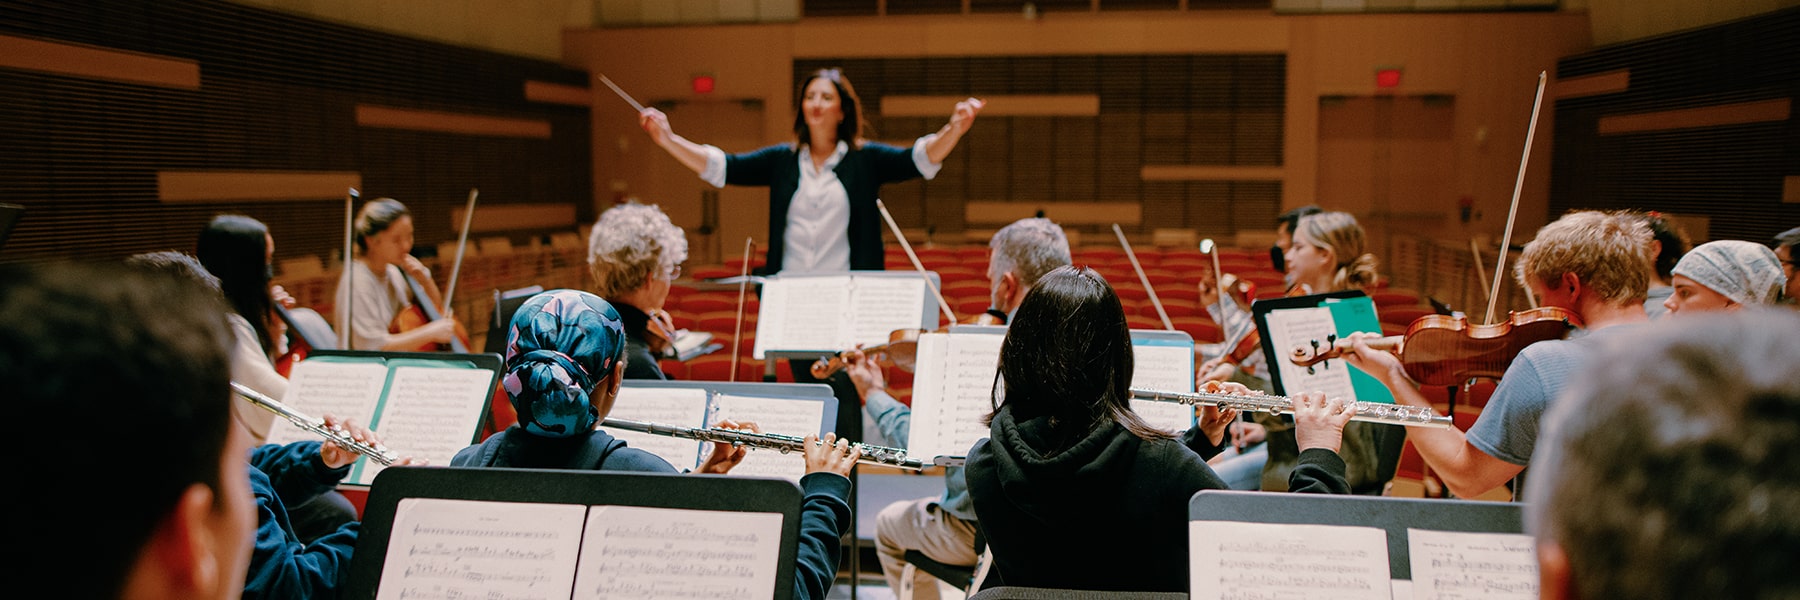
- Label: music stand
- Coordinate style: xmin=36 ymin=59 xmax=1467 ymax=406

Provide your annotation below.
xmin=485 ymin=285 xmax=545 ymax=355
xmin=347 ymin=467 xmax=805 ymax=599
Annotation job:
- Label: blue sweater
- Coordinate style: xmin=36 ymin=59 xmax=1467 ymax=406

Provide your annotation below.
xmin=244 ymin=441 xmax=357 ymax=600
xmin=723 ymin=142 xmax=924 ymax=273
xmin=450 ymin=427 xmax=851 ymax=599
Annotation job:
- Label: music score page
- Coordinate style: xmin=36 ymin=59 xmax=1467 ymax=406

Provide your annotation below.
xmin=607 ymin=387 xmax=712 ymax=471
xmin=1189 ymin=521 xmax=1391 ymax=600
xmin=907 ymin=331 xmax=1005 ymax=461
xmin=707 ymin=393 xmax=827 ymax=482
xmin=1405 ymin=529 xmax=1538 ymax=600
xmin=376 ymin=498 xmax=784 ymax=600
xmin=753 ymin=274 xmax=927 ymax=358
xmin=1130 ymin=337 xmax=1198 ymax=432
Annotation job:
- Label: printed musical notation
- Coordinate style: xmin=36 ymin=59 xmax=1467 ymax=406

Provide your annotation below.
xmin=573 ymin=506 xmax=782 ymax=600
xmin=1405 ymin=529 xmax=1538 ymax=600
xmin=707 ymin=393 xmax=827 ymax=482
xmin=607 ymin=387 xmax=711 ymax=470
xmin=376 ymin=500 xmax=786 ymax=600
xmin=268 ymin=360 xmax=390 ymax=448
xmin=752 ymin=274 xmax=930 ymax=358
xmin=1130 ymin=338 xmax=1198 ymax=432
xmin=1190 ymin=521 xmax=1391 ymax=600
xmin=377 ymin=498 xmax=585 ymax=600
xmin=1264 ymin=306 xmax=1359 ymax=401
xmin=359 ymin=365 xmax=494 ymax=482
xmin=908 ymin=331 xmax=1005 ymax=460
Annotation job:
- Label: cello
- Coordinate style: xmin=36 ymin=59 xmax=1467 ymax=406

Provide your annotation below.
xmin=389 ymin=189 xmax=476 ymax=353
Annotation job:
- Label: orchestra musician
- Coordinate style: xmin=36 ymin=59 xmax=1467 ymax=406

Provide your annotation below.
xmin=585 ymin=201 xmax=687 ymax=380
xmin=1212 ymin=211 xmax=1393 ymax=495
xmin=126 ymin=251 xmax=423 ymax=598
xmin=842 ymin=217 xmax=1070 ymax=599
xmin=333 ymin=198 xmax=460 ymax=351
xmin=448 ymin=289 xmax=859 ymax=600
xmin=964 ymin=266 xmax=1353 ymax=593
xmin=638 ymin=68 xmax=983 ymax=274
xmin=194 ymin=216 xmax=293 ymax=443
xmin=1337 ymin=210 xmax=1651 ymax=499
xmin=8 ymin=262 xmax=257 ymax=600
xmin=1776 ymin=227 xmax=1800 ymax=306
xmin=1529 ymin=310 xmax=1800 ymax=600
xmin=1636 ymin=212 xmax=1691 ymax=319
xmin=1661 ymin=240 xmax=1787 ymax=315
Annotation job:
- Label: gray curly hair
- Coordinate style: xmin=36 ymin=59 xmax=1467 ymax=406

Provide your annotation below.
xmin=587 ymin=202 xmax=687 ymax=299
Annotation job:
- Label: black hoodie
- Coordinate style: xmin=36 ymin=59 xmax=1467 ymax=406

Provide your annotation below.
xmin=966 ymin=405 xmax=1350 ymax=593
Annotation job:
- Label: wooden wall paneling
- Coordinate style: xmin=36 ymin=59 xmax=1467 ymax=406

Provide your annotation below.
xmin=1551 ymin=6 xmax=1799 ymax=243
xmin=1052 ymin=116 xmax=1100 ymax=202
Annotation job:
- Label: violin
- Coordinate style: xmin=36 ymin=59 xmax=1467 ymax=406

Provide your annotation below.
xmin=810 ymin=310 xmax=1005 ymax=379
xmin=1287 ymin=306 xmax=1581 ymax=388
xmin=643 ymin=308 xmax=683 ymax=358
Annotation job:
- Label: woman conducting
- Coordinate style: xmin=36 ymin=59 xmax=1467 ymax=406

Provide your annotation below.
xmin=638 ymin=68 xmax=983 ymax=274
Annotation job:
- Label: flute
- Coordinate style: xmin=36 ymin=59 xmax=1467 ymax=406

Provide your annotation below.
xmin=601 ymin=417 xmax=946 ymax=470
xmin=1129 ymin=388 xmax=1453 ymax=428
xmin=231 ymin=382 xmax=399 ymax=466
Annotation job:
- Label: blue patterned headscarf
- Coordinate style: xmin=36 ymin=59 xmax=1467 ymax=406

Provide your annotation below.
xmin=503 ymin=289 xmax=627 ymax=438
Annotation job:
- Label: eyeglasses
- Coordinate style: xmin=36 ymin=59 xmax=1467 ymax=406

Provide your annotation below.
xmin=662 ymin=263 xmax=683 ymax=280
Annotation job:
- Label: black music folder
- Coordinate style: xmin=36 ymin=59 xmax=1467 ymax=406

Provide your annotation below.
xmin=347 ymin=467 xmax=805 ymax=599
xmin=1188 ymin=490 xmax=1531 ymax=599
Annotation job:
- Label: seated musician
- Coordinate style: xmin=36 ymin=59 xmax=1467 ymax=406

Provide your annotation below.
xmin=449 ymin=289 xmax=858 ymax=600
xmin=964 ymin=266 xmax=1352 ymax=593
xmin=843 ymin=217 xmax=1069 ymax=599
xmin=9 ymin=262 xmax=257 ymax=600
xmin=148 ymin=247 xmax=356 ymax=544
xmin=195 ymin=216 xmax=293 ymax=443
xmin=585 ymin=201 xmax=686 ymax=380
xmin=333 ymin=197 xmax=459 ymax=351
xmin=1635 ymin=212 xmax=1690 ymax=318
xmin=1213 ymin=211 xmax=1391 ymax=494
xmin=1776 ymin=227 xmax=1799 ymax=306
xmin=1661 ymin=239 xmax=1786 ymax=315
xmin=1339 ymin=210 xmax=1651 ymax=499
xmin=1529 ymin=310 xmax=1800 ymax=599
xmin=128 ymin=251 xmax=420 ymax=599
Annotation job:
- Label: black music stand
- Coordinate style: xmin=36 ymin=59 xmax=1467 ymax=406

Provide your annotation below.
xmin=347 ymin=467 xmax=805 ymax=599
xmin=1188 ymin=490 xmax=1524 ymax=580
xmin=485 ymin=285 xmax=545 ymax=355
xmin=302 ymin=350 xmax=504 ymax=475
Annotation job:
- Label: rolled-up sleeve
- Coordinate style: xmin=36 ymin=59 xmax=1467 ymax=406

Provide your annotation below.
xmin=911 ymin=135 xmax=942 ymax=180
xmin=700 ymin=144 xmax=728 ymax=188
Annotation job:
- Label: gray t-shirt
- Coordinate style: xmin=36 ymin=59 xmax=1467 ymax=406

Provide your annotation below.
xmin=1466 ymin=324 xmax=1638 ymax=465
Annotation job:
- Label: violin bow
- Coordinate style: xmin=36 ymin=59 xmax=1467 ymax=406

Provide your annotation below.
xmin=1199 ymin=238 xmax=1246 ymax=341
xmin=1484 ymin=72 xmax=1547 ymax=325
xmin=876 ymin=199 xmax=957 ymax=325
xmin=729 ymin=237 xmax=753 ymax=383
xmin=442 ymin=188 xmax=478 ymax=316
xmin=340 ymin=187 xmax=358 ymax=349
xmin=1469 ymin=238 xmax=1492 ymax=308
xmin=1114 ymin=224 xmax=1173 ymax=331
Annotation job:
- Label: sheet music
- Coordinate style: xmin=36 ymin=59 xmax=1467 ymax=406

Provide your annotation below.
xmin=1264 ymin=306 xmax=1359 ymax=400
xmin=707 ymin=393 xmax=827 ymax=482
xmin=573 ymin=505 xmax=783 ymax=600
xmin=753 ymin=276 xmax=850 ymax=358
xmin=1190 ymin=521 xmax=1391 ymax=600
xmin=1406 ymin=529 xmax=1538 ymax=600
xmin=354 ymin=365 xmax=494 ymax=485
xmin=846 ymin=276 xmax=928 ymax=348
xmin=376 ymin=498 xmax=585 ymax=600
xmin=607 ymin=387 xmax=711 ymax=471
xmin=267 ymin=361 xmax=391 ymax=447
xmin=908 ymin=332 xmax=1005 ymax=460
xmin=1131 ymin=339 xmax=1198 ymax=432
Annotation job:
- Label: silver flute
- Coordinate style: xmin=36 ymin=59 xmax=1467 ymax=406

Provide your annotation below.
xmin=231 ymin=382 xmax=399 ymax=466
xmin=601 ymin=417 xmax=944 ymax=470
xmin=1129 ymin=387 xmax=1453 ymax=428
